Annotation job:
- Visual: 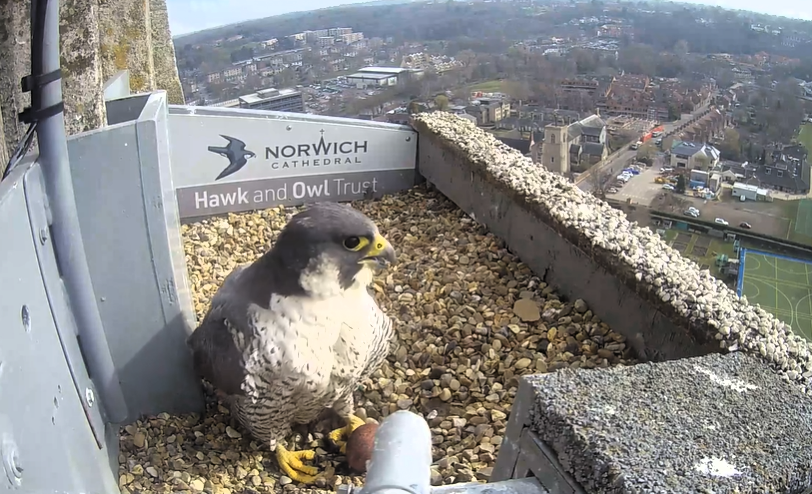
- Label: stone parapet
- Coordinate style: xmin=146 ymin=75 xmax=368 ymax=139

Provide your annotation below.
xmin=412 ymin=111 xmax=812 ymax=392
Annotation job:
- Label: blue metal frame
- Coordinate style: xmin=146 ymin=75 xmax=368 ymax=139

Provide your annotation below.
xmin=736 ymin=248 xmax=747 ymax=297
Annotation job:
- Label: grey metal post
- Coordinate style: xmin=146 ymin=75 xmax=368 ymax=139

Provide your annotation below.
xmin=29 ymin=0 xmax=128 ymax=423
xmin=357 ymin=410 xmax=433 ymax=494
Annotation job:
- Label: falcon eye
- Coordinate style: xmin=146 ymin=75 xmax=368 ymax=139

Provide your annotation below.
xmin=343 ymin=236 xmax=367 ymax=251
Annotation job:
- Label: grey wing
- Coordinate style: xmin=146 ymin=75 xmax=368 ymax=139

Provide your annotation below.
xmin=187 ymin=309 xmax=248 ymax=397
xmin=187 ymin=266 xmax=251 ymax=397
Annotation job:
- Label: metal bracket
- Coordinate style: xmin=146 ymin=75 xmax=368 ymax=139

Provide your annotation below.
xmin=491 ymin=379 xmax=586 ymax=494
xmin=23 ymin=165 xmax=107 ymax=447
xmin=513 ymin=431 xmax=585 ymax=494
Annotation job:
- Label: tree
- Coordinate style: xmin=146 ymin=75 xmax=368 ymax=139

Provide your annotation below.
xmin=693 ymin=154 xmax=711 ymax=171
xmin=718 ymin=128 xmax=741 ymax=161
xmin=636 ymin=142 xmax=657 ymax=165
xmin=673 ymin=39 xmax=689 ymax=56
xmin=675 ymin=174 xmax=686 ymax=194
xmin=667 ymin=103 xmax=681 ymax=121
xmin=434 ymin=94 xmax=450 ymax=111
xmin=588 ymin=165 xmax=612 ymax=200
xmin=501 ymin=80 xmax=532 ymax=101
xmin=274 ymin=68 xmax=299 ymax=88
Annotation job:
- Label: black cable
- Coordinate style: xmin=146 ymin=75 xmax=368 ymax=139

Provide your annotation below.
xmin=1 ymin=122 xmax=38 ymax=180
xmin=1 ymin=0 xmax=51 ymax=181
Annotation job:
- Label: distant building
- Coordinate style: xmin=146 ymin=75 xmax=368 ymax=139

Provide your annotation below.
xmin=541 ymin=114 xmax=608 ymax=174
xmin=347 ymin=66 xmax=421 ymax=87
xmin=238 ymin=88 xmax=305 ymax=113
xmin=753 ymin=145 xmax=810 ymax=195
xmin=670 ymin=141 xmax=720 ymax=170
xmin=346 ymin=71 xmax=398 ymax=88
xmin=465 ymin=96 xmax=511 ymax=126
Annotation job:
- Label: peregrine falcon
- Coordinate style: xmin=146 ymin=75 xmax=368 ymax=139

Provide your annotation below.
xmin=186 ymin=202 xmax=397 ymax=483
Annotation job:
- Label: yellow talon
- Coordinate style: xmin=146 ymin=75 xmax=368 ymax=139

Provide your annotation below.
xmin=328 ymin=414 xmax=366 ymax=453
xmin=276 ymin=444 xmax=319 ymax=484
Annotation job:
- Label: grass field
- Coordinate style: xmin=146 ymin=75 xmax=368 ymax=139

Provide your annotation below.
xmin=738 ymin=250 xmax=812 ymax=342
xmin=468 ymin=80 xmax=504 ymax=92
xmin=797 ymin=123 xmax=812 ymax=152
xmin=777 ymin=200 xmax=812 ymax=245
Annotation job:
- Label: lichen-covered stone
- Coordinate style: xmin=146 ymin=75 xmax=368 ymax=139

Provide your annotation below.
xmin=0 ymin=0 xmax=184 ymax=158
xmin=0 ymin=0 xmax=33 ymax=158
xmin=148 ymin=0 xmax=184 ymax=104
xmin=60 ymin=0 xmax=106 ymax=135
xmin=98 ymin=0 xmax=155 ymax=92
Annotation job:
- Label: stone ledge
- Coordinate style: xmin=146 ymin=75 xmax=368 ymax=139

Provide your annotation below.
xmin=411 ymin=112 xmax=812 ymax=392
xmin=525 ymin=352 xmax=812 ymax=493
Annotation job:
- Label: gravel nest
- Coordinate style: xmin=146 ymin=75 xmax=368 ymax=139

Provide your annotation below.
xmin=117 ymin=184 xmax=638 ymax=494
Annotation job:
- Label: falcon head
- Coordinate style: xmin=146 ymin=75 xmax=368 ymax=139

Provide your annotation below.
xmin=268 ymin=202 xmax=397 ymax=296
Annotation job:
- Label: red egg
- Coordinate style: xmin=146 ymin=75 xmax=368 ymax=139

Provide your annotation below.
xmin=346 ymin=423 xmax=379 ymax=473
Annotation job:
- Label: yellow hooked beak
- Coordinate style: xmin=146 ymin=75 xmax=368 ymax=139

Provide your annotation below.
xmin=363 ymin=233 xmax=397 ymax=266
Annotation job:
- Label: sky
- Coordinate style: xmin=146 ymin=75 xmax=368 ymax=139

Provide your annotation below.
xmin=166 ymin=0 xmax=812 ymax=37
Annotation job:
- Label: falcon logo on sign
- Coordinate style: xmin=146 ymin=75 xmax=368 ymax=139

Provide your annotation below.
xmin=207 ymin=135 xmax=256 ymax=181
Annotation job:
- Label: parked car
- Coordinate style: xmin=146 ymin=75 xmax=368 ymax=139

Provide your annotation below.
xmin=739 ymin=222 xmax=752 ymax=229
xmin=715 ymin=218 xmax=729 ymax=226
xmin=662 ymin=184 xmax=675 ymax=191
xmin=684 ymin=209 xmax=700 ymax=218
xmin=607 ymin=187 xmax=619 ymax=194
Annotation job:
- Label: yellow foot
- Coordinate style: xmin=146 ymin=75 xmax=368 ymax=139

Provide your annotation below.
xmin=328 ymin=414 xmax=366 ymax=453
xmin=276 ymin=444 xmax=319 ymax=484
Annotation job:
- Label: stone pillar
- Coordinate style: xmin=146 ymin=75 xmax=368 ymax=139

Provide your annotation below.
xmin=0 ymin=0 xmax=33 ymax=169
xmin=149 ymin=0 xmax=184 ymax=105
xmin=0 ymin=0 xmax=184 ymax=170
xmin=60 ymin=0 xmax=107 ymax=135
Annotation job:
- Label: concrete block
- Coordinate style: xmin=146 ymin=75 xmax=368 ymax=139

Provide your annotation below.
xmin=526 ymin=352 xmax=812 ymax=493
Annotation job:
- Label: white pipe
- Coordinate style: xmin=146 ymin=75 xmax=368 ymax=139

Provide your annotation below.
xmin=361 ymin=410 xmax=433 ymax=494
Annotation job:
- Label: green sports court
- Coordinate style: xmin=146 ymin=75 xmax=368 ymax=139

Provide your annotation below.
xmin=737 ymin=249 xmax=812 ymax=341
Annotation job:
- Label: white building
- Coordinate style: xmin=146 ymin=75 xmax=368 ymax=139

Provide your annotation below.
xmin=345 ymin=72 xmax=397 ymax=88
xmin=731 ymin=182 xmax=769 ymax=201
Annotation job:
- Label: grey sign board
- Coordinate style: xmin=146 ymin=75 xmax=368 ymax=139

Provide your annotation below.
xmin=167 ymin=106 xmax=418 ymax=218
xmin=177 ymin=169 xmax=414 ymax=218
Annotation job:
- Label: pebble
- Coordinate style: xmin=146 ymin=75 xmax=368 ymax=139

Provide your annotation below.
xmin=117 ymin=186 xmax=637 ymax=493
xmin=413 ymin=111 xmax=812 ymax=395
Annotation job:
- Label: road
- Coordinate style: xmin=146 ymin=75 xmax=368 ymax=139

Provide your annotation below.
xmin=577 ymin=101 xmax=714 ymax=192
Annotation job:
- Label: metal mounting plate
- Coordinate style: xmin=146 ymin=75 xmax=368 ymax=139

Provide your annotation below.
xmin=23 ymin=164 xmax=108 ymax=447
xmin=0 ymin=163 xmax=119 ymax=493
